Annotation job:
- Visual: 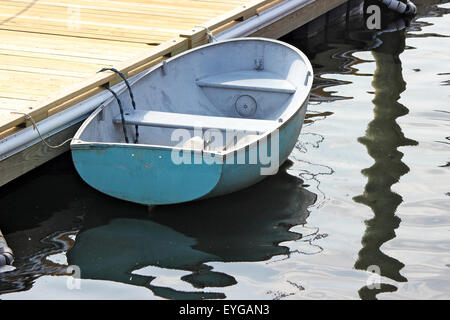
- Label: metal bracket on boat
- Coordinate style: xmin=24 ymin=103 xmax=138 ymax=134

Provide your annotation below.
xmin=254 ymin=44 xmax=264 ymax=71
xmin=97 ymin=107 xmax=105 ymax=121
xmin=304 ymin=71 xmax=312 ymax=86
xmin=161 ymin=60 xmax=168 ymax=76
xmin=254 ymin=58 xmax=264 ymax=71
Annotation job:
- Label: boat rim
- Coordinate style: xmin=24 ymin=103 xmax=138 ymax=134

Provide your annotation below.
xmin=71 ymin=37 xmax=313 ymax=157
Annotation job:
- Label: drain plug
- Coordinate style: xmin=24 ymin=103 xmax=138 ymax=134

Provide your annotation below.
xmin=235 ymin=95 xmax=257 ymax=117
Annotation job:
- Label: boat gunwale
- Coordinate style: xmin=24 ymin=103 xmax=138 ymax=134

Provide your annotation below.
xmin=70 ymin=37 xmax=313 ymax=157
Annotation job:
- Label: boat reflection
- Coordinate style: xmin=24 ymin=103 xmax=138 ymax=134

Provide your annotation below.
xmin=353 ymin=15 xmax=418 ymax=299
xmin=67 ymin=160 xmax=317 ymax=299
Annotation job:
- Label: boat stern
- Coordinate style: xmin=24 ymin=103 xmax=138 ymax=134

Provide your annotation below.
xmin=71 ymin=142 xmax=223 ymax=205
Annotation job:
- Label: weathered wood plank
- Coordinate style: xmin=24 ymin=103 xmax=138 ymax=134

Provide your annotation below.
xmin=0 ymin=123 xmax=81 ymax=187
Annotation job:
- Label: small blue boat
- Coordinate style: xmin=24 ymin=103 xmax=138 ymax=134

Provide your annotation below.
xmin=70 ymin=38 xmax=313 ymax=205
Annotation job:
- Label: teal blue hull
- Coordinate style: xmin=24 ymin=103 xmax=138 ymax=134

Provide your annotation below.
xmin=71 ymin=105 xmax=306 ymax=205
xmin=206 ymin=105 xmax=306 ymax=198
xmin=72 ymin=147 xmax=223 ymax=205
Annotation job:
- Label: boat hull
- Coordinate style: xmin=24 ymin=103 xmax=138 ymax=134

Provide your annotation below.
xmin=205 ymin=99 xmax=307 ymax=199
xmin=72 ymin=146 xmax=223 ymax=205
xmin=72 ymin=100 xmax=307 ymax=205
xmin=71 ymin=38 xmax=313 ymax=205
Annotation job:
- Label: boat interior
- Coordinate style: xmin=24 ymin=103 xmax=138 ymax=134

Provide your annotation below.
xmin=75 ymin=39 xmax=310 ymax=152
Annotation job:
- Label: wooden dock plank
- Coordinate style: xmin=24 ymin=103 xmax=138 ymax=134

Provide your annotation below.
xmin=5 ymin=0 xmax=241 ymax=13
xmin=0 ymin=2 xmax=221 ymax=22
xmin=0 ymin=31 xmax=150 ymax=63
xmin=0 ymin=19 xmax=181 ymax=44
xmin=0 ymin=97 xmax=36 ymax=108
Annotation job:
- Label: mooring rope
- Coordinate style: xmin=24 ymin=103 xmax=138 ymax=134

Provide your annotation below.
xmin=10 ymin=111 xmax=73 ymax=149
xmin=99 ymin=68 xmax=139 ymax=143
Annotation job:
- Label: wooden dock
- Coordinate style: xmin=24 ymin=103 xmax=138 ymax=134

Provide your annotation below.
xmin=0 ymin=0 xmax=350 ymax=186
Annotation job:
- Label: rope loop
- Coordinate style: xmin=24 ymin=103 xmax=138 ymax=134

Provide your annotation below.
xmin=10 ymin=111 xmax=72 ymax=149
xmin=103 ymin=86 xmax=130 ymax=144
xmin=99 ymin=68 xmax=139 ymax=143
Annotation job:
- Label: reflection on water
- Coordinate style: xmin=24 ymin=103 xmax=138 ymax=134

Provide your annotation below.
xmin=66 ymin=161 xmax=317 ymax=299
xmin=0 ymin=159 xmax=84 ymax=293
xmin=353 ymin=17 xmax=418 ymax=299
xmin=0 ymin=0 xmax=448 ymax=300
xmin=0 ymin=158 xmax=316 ymax=299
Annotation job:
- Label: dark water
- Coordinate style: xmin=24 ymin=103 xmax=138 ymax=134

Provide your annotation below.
xmin=0 ymin=0 xmax=449 ymax=299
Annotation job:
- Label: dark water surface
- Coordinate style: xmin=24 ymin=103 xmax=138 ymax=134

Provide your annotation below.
xmin=0 ymin=0 xmax=449 ymax=299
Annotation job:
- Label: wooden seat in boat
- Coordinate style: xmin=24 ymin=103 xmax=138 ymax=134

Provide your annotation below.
xmin=196 ymin=70 xmax=296 ymax=94
xmin=113 ymin=110 xmax=276 ymax=133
